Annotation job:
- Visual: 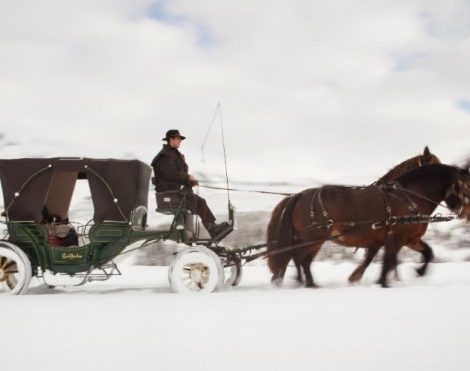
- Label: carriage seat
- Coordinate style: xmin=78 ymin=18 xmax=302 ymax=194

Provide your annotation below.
xmin=155 ymin=190 xmax=188 ymax=215
xmin=152 ymin=177 xmax=188 ymax=215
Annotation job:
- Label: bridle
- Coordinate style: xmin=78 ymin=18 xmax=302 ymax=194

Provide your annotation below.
xmin=382 ymin=174 xmax=469 ymax=217
xmin=444 ymin=177 xmax=470 ymax=216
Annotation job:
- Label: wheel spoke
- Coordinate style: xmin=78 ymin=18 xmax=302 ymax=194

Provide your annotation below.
xmin=0 ymin=256 xmax=6 ymax=269
xmin=6 ymin=276 xmax=17 ymax=290
xmin=4 ymin=267 xmax=18 ymax=274
xmin=4 ymin=260 xmax=17 ymax=271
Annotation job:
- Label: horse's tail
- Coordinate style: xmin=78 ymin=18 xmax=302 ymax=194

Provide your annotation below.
xmin=267 ymin=192 xmax=302 ymax=276
xmin=266 ymin=196 xmax=291 ymax=249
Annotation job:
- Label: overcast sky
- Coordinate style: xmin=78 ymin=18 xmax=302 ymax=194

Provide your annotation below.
xmin=0 ymin=0 xmax=469 ymax=187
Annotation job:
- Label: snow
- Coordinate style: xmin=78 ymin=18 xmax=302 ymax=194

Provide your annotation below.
xmin=3 ymin=261 xmax=470 ymax=370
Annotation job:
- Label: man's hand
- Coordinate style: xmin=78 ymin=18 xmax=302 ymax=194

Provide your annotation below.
xmin=189 ymin=174 xmax=199 ymax=186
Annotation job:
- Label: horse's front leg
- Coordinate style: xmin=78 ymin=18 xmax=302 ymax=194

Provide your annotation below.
xmin=293 ymin=257 xmax=303 ymax=283
xmin=378 ymin=232 xmax=401 ymax=288
xmin=348 ymin=245 xmax=381 ymax=284
xmin=300 ymin=243 xmax=323 ymax=288
xmin=407 ymin=239 xmax=434 ymax=277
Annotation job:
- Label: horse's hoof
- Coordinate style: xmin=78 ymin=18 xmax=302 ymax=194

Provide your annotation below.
xmin=348 ymin=272 xmax=363 ymax=284
xmin=272 ymin=278 xmax=283 ymax=287
xmin=377 ymin=279 xmax=389 ymax=288
xmin=305 ymin=282 xmax=319 ymax=288
xmin=416 ymin=267 xmax=426 ymax=277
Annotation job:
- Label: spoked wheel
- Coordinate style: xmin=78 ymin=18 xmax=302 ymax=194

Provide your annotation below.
xmin=224 ymin=262 xmax=243 ymax=287
xmin=0 ymin=242 xmax=32 ymax=295
xmin=168 ymin=246 xmax=224 ymax=293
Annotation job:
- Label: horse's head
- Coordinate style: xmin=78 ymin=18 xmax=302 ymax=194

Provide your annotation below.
xmin=421 ymin=146 xmax=440 ymax=166
xmin=445 ymin=167 xmax=470 ymax=220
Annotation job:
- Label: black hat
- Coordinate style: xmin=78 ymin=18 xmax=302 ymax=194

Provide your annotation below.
xmin=162 ymin=129 xmax=186 ymax=141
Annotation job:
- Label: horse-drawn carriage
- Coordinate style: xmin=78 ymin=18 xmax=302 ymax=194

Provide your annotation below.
xmin=0 ymin=157 xmax=244 ymax=295
xmin=1 ymin=153 xmax=469 ymax=295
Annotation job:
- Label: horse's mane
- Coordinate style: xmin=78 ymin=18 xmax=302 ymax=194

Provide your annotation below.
xmin=396 ymin=164 xmax=458 ymax=186
xmin=375 ymin=155 xmax=422 ymax=185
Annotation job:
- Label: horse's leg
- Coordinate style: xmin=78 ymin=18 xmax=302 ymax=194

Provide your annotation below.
xmin=378 ymin=232 xmax=400 ymax=288
xmin=293 ymin=256 xmax=303 ymax=282
xmin=301 ymin=244 xmax=322 ymax=288
xmin=348 ymin=245 xmax=381 ymax=284
xmin=271 ymin=254 xmax=291 ymax=287
xmin=393 ymin=253 xmax=401 ymax=281
xmin=407 ymin=239 xmax=434 ymax=277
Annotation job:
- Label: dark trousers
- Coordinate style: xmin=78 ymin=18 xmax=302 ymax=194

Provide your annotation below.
xmin=186 ymin=192 xmax=216 ymax=227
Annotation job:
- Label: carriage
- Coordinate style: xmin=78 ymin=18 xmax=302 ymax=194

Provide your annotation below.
xmin=0 ymin=157 xmax=247 ymax=295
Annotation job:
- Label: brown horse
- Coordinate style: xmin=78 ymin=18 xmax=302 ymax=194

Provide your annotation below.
xmin=267 ymin=147 xmax=440 ymax=284
xmin=268 ymin=164 xmax=470 ymax=288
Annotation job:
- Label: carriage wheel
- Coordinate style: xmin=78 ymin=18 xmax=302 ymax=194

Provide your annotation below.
xmin=168 ymin=246 xmax=224 ymax=293
xmin=0 ymin=242 xmax=32 ymax=295
xmin=224 ymin=262 xmax=243 ymax=287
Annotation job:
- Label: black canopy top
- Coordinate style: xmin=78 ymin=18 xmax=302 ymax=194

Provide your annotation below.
xmin=0 ymin=158 xmax=151 ymax=223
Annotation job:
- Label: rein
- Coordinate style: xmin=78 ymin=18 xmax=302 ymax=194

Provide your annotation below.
xmin=198 ymin=184 xmax=294 ymax=196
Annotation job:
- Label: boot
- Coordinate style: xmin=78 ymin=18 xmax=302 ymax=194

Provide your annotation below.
xmin=207 ymin=222 xmax=230 ymax=238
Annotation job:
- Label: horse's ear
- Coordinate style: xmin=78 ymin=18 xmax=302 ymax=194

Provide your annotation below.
xmin=423 ymin=146 xmax=431 ymax=160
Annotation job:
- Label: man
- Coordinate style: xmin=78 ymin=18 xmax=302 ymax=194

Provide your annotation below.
xmin=151 ymin=129 xmax=229 ymax=237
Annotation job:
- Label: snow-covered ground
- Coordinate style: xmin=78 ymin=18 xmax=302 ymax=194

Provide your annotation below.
xmin=3 ymin=261 xmax=470 ymax=371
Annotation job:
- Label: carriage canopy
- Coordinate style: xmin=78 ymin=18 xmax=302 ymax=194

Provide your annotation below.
xmin=0 ymin=158 xmax=151 ymax=223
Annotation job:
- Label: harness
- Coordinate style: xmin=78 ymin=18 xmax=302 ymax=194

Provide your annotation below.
xmin=303 ymin=179 xmax=464 ymax=234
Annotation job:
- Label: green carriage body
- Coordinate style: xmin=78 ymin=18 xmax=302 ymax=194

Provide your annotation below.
xmin=0 ymin=157 xmax=198 ymax=276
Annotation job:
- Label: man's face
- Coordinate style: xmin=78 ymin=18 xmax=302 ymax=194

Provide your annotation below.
xmin=168 ymin=136 xmax=182 ymax=149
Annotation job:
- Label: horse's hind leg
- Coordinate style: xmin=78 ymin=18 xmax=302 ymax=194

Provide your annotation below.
xmin=348 ymin=245 xmax=381 ymax=284
xmin=407 ymin=239 xmax=434 ymax=277
xmin=270 ymin=255 xmax=291 ymax=287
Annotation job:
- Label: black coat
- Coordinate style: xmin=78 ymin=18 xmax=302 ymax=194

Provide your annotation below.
xmin=151 ymin=145 xmax=192 ymax=192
